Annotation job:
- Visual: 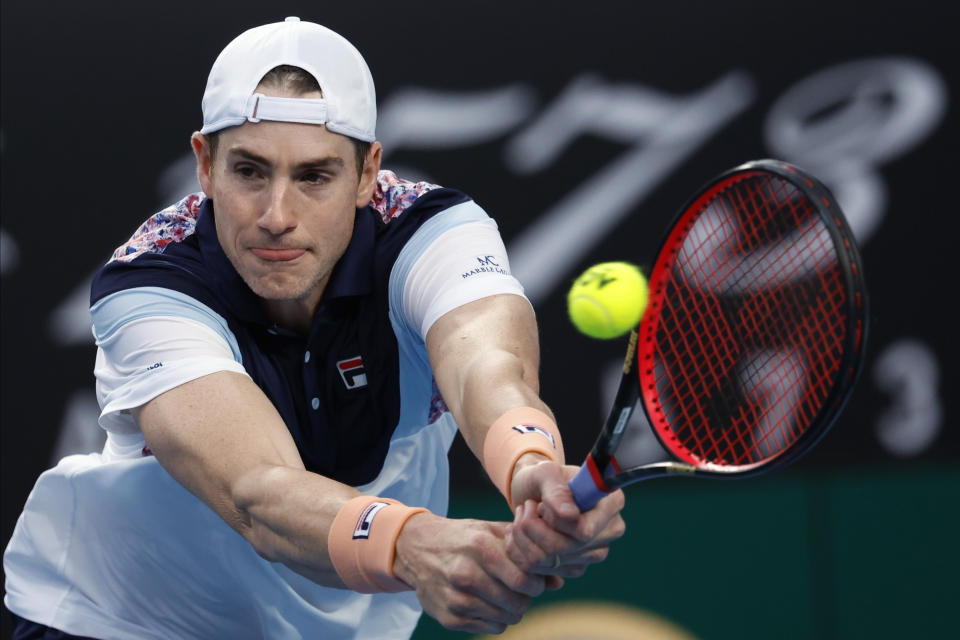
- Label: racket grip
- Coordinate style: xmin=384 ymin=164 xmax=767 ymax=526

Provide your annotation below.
xmin=568 ymin=461 xmax=611 ymax=512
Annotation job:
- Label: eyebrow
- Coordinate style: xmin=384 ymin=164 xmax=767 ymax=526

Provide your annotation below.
xmin=228 ymin=147 xmax=345 ymax=172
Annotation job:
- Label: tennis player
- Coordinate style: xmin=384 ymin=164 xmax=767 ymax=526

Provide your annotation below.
xmin=3 ymin=17 xmax=625 ymax=639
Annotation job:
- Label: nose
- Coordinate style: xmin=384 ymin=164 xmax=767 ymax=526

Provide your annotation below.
xmin=258 ymin=180 xmax=298 ymax=235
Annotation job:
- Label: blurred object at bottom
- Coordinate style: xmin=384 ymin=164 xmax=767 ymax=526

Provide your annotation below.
xmin=477 ymin=601 xmax=697 ymax=640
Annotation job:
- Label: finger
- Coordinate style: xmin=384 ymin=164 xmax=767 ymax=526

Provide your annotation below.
xmin=505 ymin=517 xmax=543 ymax=571
xmin=536 ymin=500 xmax=580 ymax=539
xmin=581 ymin=493 xmax=628 ymax=546
xmin=442 ymin=549 xmax=536 ymax=624
xmin=476 ymin=522 xmax=547 ymax=599
xmin=447 ymin=584 xmax=530 ymax=628
xmin=437 ymin=609 xmax=509 ymax=635
xmin=526 ymin=536 xmax=600 ymax=578
xmin=515 ymin=502 xmax=582 ymax=570
xmin=518 ymin=500 xmax=625 ymax=577
xmin=521 ymin=501 xmax=576 ymax=566
xmin=532 ymin=464 xmax=605 ymax=539
xmin=540 ymin=487 xmax=626 ymax=543
xmin=553 ymin=563 xmax=590 ymax=579
xmin=493 ymin=549 xmax=547 ymax=599
xmin=508 ymin=502 xmax=555 ymax=567
xmin=535 ymin=466 xmax=580 ymax=524
xmin=552 ymin=550 xmax=610 ymax=578
xmin=544 ymin=516 xmax=622 ymax=570
xmin=593 ymin=509 xmax=627 ymax=545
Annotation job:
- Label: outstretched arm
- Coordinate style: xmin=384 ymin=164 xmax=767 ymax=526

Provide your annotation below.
xmin=133 ymin=370 xmax=355 ymax=586
xmin=134 ymin=365 xmax=542 ymax=634
xmin=425 ymin=293 xmax=626 ymax=580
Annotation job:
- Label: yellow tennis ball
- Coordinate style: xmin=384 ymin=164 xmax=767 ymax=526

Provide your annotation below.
xmin=567 ymin=262 xmax=649 ymax=339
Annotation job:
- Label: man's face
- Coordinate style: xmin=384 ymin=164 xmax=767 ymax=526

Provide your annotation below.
xmin=192 ymin=94 xmax=378 ymax=313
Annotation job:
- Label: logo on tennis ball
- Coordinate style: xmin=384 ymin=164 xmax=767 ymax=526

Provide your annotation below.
xmin=567 ymin=262 xmax=648 ymax=339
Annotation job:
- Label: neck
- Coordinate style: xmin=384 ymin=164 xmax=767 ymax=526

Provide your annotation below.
xmin=263 ymin=287 xmax=324 ymax=336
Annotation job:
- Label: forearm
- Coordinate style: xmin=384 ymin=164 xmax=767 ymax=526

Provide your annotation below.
xmin=134 ymin=371 xmax=361 ymax=588
xmin=455 ymin=350 xmax=560 ymax=504
xmin=456 ymin=348 xmax=551 ymax=458
xmin=230 ymin=463 xmax=358 ymax=586
xmin=427 ymin=294 xmax=549 ymax=460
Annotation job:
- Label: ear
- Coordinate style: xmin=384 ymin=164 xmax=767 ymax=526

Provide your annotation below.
xmin=355 ymin=142 xmax=383 ymax=209
xmin=191 ymin=132 xmax=214 ymax=196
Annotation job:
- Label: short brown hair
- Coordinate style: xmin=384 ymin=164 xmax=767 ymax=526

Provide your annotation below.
xmin=208 ymin=65 xmax=371 ymax=176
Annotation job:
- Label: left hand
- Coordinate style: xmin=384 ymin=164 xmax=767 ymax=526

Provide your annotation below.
xmin=505 ymin=457 xmax=626 ymax=585
xmin=394 ymin=513 xmax=546 ymax=634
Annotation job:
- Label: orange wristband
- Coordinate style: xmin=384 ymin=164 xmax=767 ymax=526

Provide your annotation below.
xmin=481 ymin=407 xmax=565 ymax=506
xmin=328 ymin=496 xmax=427 ymax=593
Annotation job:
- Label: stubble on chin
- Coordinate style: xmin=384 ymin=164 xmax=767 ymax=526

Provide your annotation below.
xmin=242 ymin=267 xmax=329 ymax=304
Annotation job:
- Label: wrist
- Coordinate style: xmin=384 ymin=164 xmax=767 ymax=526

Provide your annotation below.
xmin=327 ymin=496 xmax=428 ymax=593
xmin=510 ymin=451 xmax=554 ymax=506
xmin=512 ymin=451 xmax=552 ymax=478
xmin=391 ymin=510 xmax=434 ymax=591
xmin=481 ymin=407 xmax=565 ymax=508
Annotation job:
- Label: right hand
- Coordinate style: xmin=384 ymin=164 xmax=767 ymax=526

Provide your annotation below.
xmin=393 ymin=512 xmax=546 ymax=634
xmin=507 ymin=459 xmax=626 ymax=580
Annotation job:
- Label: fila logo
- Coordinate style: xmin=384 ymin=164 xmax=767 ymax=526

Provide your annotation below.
xmin=337 ymin=356 xmax=368 ymax=390
xmin=511 ymin=423 xmax=556 ymax=448
xmin=352 ymin=501 xmax=390 ymax=539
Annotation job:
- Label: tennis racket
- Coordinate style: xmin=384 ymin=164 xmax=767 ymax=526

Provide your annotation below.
xmin=568 ymin=159 xmax=868 ymax=511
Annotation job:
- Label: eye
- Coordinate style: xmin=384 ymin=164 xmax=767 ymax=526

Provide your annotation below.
xmin=301 ymin=170 xmax=332 ymax=185
xmin=233 ymin=163 xmax=261 ymax=180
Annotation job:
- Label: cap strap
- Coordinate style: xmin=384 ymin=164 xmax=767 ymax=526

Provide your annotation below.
xmin=243 ymin=93 xmax=329 ymax=125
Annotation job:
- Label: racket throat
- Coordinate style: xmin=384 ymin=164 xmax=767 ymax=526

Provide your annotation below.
xmin=586 ymin=453 xmax=618 ymax=492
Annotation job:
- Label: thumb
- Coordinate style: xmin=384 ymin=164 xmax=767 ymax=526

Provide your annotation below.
xmin=537 ymin=470 xmax=580 ymax=524
xmin=487 ymin=521 xmax=511 ymax=539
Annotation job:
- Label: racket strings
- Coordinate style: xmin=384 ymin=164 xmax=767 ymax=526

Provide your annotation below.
xmin=652 ymin=174 xmax=849 ymax=468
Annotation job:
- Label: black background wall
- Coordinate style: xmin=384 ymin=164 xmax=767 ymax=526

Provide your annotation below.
xmin=2 ymin=1 xmax=957 ymax=637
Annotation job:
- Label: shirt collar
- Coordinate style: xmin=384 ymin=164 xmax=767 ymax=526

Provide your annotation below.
xmin=322 ymin=203 xmax=375 ymax=300
xmin=196 ymin=197 xmax=375 ymax=327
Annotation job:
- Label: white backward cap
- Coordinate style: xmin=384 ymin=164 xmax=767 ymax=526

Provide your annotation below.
xmin=200 ymin=17 xmax=376 ymax=141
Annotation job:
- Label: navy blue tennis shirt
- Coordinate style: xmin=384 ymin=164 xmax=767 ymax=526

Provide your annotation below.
xmin=91 ymin=182 xmax=471 ymax=486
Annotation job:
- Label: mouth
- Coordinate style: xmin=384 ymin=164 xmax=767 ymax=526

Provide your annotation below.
xmin=250 ymin=247 xmax=307 ymax=262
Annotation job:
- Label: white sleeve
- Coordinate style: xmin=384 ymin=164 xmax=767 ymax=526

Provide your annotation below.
xmin=401 ymin=217 xmax=528 ymax=339
xmin=91 ymin=287 xmax=248 ymax=435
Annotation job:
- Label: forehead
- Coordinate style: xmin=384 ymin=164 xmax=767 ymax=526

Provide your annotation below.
xmin=216 ymin=118 xmax=354 ymax=164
